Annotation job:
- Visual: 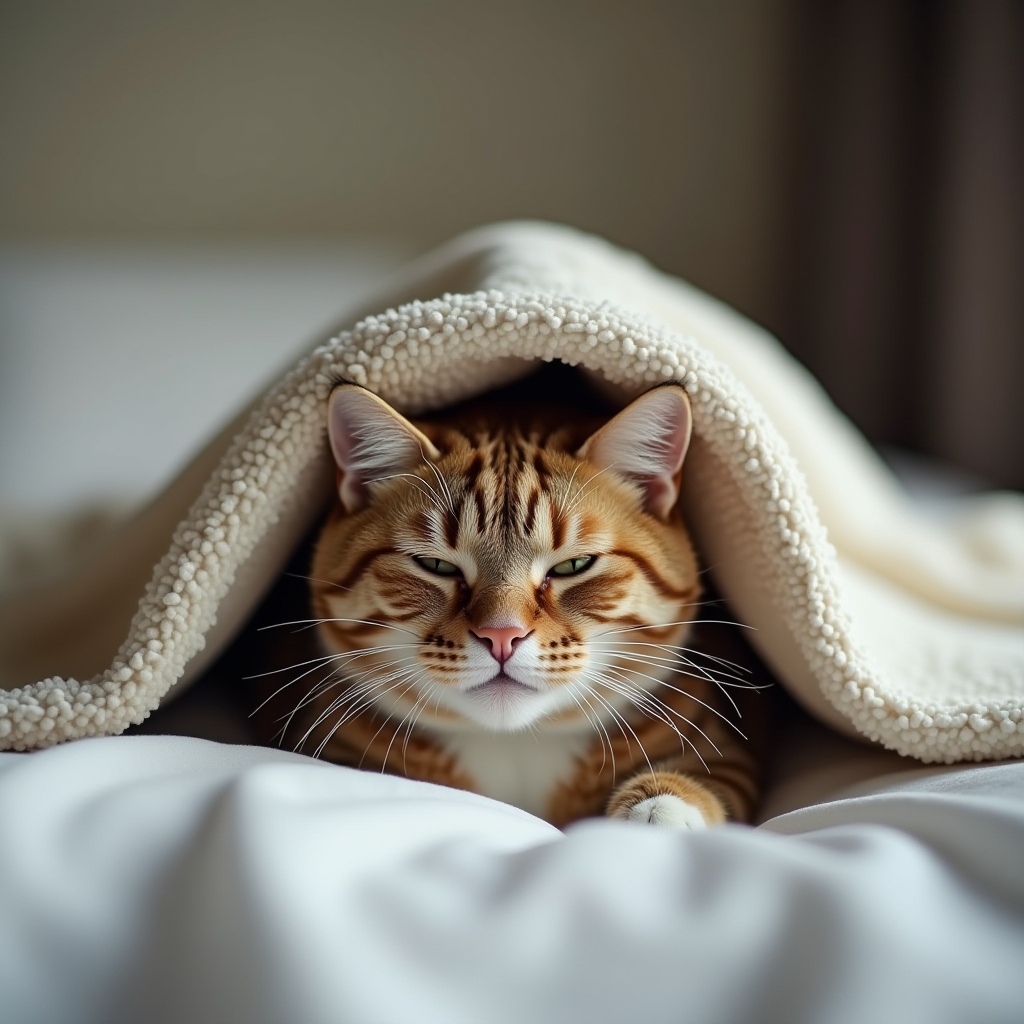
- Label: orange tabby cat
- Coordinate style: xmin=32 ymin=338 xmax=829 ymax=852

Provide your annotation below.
xmin=282 ymin=380 xmax=759 ymax=829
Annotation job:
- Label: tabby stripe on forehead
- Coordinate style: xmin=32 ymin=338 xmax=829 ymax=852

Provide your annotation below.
xmin=501 ymin=436 xmax=518 ymax=535
xmin=444 ymin=506 xmax=460 ymax=548
xmin=464 ymin=451 xmax=484 ymax=489
xmin=550 ymin=501 xmax=566 ymax=550
xmin=609 ymin=548 xmax=694 ymax=599
xmin=473 ymin=488 xmax=487 ymax=535
xmin=334 ymin=546 xmax=397 ymax=590
xmin=532 ymin=450 xmax=550 ymax=486
xmin=524 ymin=488 xmax=540 ymax=535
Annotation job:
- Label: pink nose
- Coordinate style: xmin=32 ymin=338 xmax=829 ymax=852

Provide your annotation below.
xmin=472 ymin=625 xmax=532 ymax=664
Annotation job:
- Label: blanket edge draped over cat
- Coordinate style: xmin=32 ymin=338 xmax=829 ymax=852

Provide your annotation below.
xmin=2 ymin=221 xmax=1022 ymax=761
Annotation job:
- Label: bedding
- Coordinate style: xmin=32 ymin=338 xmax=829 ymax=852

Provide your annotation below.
xmin=2 ymin=222 xmax=1022 ymax=763
xmin=2 ymin=736 xmax=1023 ymax=1024
xmin=2 ymin=229 xmax=1022 ymax=1024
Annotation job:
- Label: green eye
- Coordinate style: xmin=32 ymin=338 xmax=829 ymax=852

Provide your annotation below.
xmin=414 ymin=556 xmax=462 ymax=577
xmin=549 ymin=556 xmax=595 ymax=577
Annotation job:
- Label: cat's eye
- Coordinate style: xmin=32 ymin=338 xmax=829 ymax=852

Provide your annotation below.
xmin=414 ymin=555 xmax=462 ymax=577
xmin=548 ymin=556 xmax=595 ymax=577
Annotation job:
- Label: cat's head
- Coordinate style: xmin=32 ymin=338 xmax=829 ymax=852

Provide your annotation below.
xmin=310 ymin=382 xmax=701 ymax=732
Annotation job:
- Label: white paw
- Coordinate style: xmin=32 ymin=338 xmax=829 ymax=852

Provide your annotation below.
xmin=618 ymin=794 xmax=708 ymax=830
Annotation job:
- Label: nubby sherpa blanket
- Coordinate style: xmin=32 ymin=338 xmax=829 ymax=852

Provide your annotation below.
xmin=1 ymin=222 xmax=1022 ymax=761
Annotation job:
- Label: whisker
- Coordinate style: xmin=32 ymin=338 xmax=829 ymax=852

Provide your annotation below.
xmin=590 ymin=639 xmax=753 ymax=676
xmin=292 ymin=653 xmax=423 ymax=719
xmin=254 ymin=648 xmax=422 ymax=724
xmin=310 ymin=669 xmax=421 ymax=758
xmin=599 ymin=655 xmax=748 ymax=735
xmin=596 ymin=616 xmax=755 ymax=636
xmin=402 ymin=677 xmax=440 ymax=773
xmin=285 ymin=572 xmax=352 ymax=592
xmin=564 ymin=681 xmax=611 ymax=780
xmin=357 ymin=679 xmax=425 ymax=769
xmin=562 ymin=462 xmax=618 ymax=518
xmin=252 ymin=653 xmax=372 ymax=720
xmin=285 ymin=654 xmax=423 ymax=750
xmin=557 ymin=463 xmax=583 ymax=518
xmin=586 ymin=666 xmax=689 ymax=743
xmin=609 ymin=648 xmax=744 ymax=717
xmin=578 ymin=679 xmax=657 ymax=780
xmin=389 ymin=677 xmax=438 ymax=775
xmin=597 ymin=666 xmax=721 ymax=767
xmin=579 ymin=682 xmax=623 ymax=783
xmin=589 ymin=643 xmax=757 ymax=690
xmin=268 ymin=660 xmax=343 ymax=746
xmin=258 ymin=617 xmax=418 ymax=636
xmin=422 ymin=458 xmax=457 ymax=517
xmin=245 ymin=642 xmax=422 ymax=683
xmin=371 ymin=471 xmax=448 ymax=515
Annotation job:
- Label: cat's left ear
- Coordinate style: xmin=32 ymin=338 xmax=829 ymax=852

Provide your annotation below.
xmin=576 ymin=384 xmax=693 ymax=520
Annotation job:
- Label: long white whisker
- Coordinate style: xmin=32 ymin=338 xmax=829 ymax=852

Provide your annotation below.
xmin=597 ymin=667 xmax=720 ymax=768
xmin=590 ymin=638 xmax=753 ymax=677
xmin=591 ymin=643 xmax=755 ymax=695
xmin=563 ymin=462 xmax=618 ymax=518
xmin=258 ymin=617 xmax=418 ymax=636
xmin=402 ymin=678 xmax=441 ymax=772
xmin=287 ymin=654 xmax=423 ymax=750
xmin=608 ymin=648 xmax=744 ymax=717
xmin=285 ymin=572 xmax=352 ymax=592
xmin=578 ymin=679 xmax=657 ymax=780
xmin=261 ymin=648 xmax=423 ymax=725
xmin=586 ymin=666 xmax=691 ymax=745
xmin=566 ymin=681 xmax=613 ymax=781
xmin=558 ymin=463 xmax=583 ymax=517
xmin=597 ymin=617 xmax=755 ymax=635
xmin=268 ymin=660 xmax=343 ymax=746
xmin=370 ymin=471 xmax=448 ymax=515
xmin=423 ymin=459 xmax=457 ymax=517
xmin=600 ymin=654 xmax=747 ymax=734
xmin=293 ymin=653 xmax=423 ymax=718
xmin=309 ymin=668 xmax=421 ymax=758
xmin=359 ymin=676 xmax=426 ymax=769
xmin=245 ymin=642 xmax=422 ymax=683
xmin=394 ymin=677 xmax=440 ymax=774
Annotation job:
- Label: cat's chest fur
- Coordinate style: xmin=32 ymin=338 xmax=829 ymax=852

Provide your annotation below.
xmin=421 ymin=723 xmax=594 ymax=818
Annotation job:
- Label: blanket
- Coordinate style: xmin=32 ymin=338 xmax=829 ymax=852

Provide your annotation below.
xmin=1 ymin=222 xmax=1022 ymax=761
xmin=3 ymin=736 xmax=1024 ymax=1024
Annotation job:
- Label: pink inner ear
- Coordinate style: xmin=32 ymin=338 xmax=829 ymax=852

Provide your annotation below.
xmin=580 ymin=385 xmax=692 ymax=519
xmin=328 ymin=395 xmax=371 ymax=512
xmin=327 ymin=385 xmax=440 ymax=513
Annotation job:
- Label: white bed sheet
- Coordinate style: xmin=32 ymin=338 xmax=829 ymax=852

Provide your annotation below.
xmin=3 ymin=244 xmax=1021 ymax=1023
xmin=2 ymin=737 xmax=1022 ymax=1024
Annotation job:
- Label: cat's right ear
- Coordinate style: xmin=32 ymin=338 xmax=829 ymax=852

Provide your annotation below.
xmin=327 ymin=384 xmax=441 ymax=513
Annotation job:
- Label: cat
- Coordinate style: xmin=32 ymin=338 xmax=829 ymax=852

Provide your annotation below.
xmin=256 ymin=378 xmax=762 ymax=830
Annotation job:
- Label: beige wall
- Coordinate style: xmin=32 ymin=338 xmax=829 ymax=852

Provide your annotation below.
xmin=0 ymin=1 xmax=797 ymax=328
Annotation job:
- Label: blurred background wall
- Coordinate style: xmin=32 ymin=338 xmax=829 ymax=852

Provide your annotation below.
xmin=1 ymin=0 xmax=1021 ymax=488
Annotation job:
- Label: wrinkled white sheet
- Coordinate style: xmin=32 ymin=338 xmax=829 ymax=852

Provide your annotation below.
xmin=2 ymin=737 xmax=1022 ymax=1024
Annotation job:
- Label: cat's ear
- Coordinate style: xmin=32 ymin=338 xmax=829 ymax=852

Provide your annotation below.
xmin=576 ymin=384 xmax=693 ymax=520
xmin=327 ymin=383 xmax=440 ymax=513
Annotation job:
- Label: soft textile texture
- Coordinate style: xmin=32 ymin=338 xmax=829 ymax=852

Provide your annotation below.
xmin=2 ymin=736 xmax=1023 ymax=1024
xmin=1 ymin=222 xmax=1022 ymax=761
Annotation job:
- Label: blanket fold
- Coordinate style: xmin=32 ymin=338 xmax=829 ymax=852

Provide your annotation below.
xmin=2 ymin=222 xmax=1022 ymax=761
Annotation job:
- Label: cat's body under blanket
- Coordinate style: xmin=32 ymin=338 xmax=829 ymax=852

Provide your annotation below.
xmin=250 ymin=368 xmax=770 ymax=829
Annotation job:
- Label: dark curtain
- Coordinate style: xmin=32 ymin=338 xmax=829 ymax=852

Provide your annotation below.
xmin=783 ymin=0 xmax=1024 ymax=488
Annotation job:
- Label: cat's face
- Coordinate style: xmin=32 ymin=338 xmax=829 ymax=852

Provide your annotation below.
xmin=310 ymin=383 xmax=700 ymax=732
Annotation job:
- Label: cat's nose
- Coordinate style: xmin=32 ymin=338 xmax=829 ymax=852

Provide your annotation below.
xmin=471 ymin=625 xmax=532 ymax=664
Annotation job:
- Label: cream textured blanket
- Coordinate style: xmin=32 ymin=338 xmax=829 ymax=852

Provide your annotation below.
xmin=2 ymin=222 xmax=1022 ymax=761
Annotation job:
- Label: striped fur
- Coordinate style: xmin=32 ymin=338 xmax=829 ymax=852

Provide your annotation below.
xmin=293 ymin=383 xmax=759 ymax=827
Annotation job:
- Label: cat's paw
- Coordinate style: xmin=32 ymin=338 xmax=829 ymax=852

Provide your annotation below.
xmin=613 ymin=794 xmax=708 ymax=830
